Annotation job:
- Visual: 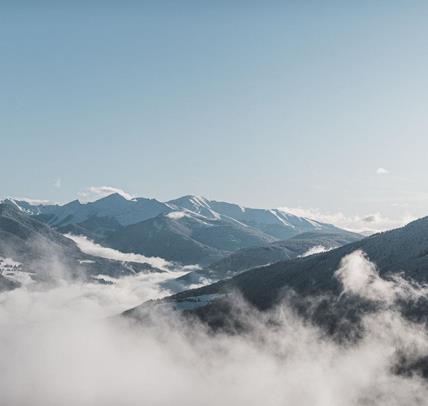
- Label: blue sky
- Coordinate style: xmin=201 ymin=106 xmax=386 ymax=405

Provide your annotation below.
xmin=1 ymin=2 xmax=428 ymax=231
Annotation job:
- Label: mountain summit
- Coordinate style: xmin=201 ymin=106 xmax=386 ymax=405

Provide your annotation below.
xmin=8 ymin=194 xmax=358 ymax=266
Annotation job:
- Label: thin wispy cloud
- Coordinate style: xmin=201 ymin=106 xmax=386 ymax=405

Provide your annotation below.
xmin=10 ymin=197 xmax=53 ymax=205
xmin=1 ymin=252 xmax=428 ymax=405
xmin=78 ymin=186 xmax=134 ymax=202
xmin=279 ymin=206 xmax=415 ymax=234
xmin=376 ymin=168 xmax=389 ymax=175
xmin=54 ymin=178 xmax=62 ymax=188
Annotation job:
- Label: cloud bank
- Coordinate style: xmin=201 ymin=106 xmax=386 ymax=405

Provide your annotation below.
xmin=66 ymin=234 xmax=172 ymax=271
xmin=336 ymin=250 xmax=428 ymax=304
xmin=279 ymin=206 xmax=415 ymax=234
xmin=0 ymin=250 xmax=428 ymax=405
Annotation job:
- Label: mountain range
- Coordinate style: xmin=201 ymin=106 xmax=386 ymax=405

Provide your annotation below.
xmin=9 ymin=194 xmax=357 ymax=266
xmin=167 ymin=231 xmax=361 ymax=289
xmin=133 ymin=214 xmax=428 ymax=332
xmin=4 ymin=191 xmax=428 ymax=345
xmin=0 ymin=200 xmax=166 ymax=290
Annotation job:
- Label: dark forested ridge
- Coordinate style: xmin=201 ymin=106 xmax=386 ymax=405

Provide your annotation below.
xmin=127 ymin=215 xmax=428 ymax=325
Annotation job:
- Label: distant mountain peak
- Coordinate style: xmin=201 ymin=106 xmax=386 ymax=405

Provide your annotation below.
xmin=170 ymin=195 xmax=211 ymax=207
xmin=94 ymin=192 xmax=133 ymax=203
xmin=168 ymin=195 xmax=220 ymax=220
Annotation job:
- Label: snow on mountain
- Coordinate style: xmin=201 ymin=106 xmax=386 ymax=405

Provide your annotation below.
xmin=168 ymin=196 xmax=342 ymax=239
xmin=8 ymin=193 xmax=171 ymax=227
xmin=0 ymin=194 xmax=363 ymax=279
xmin=8 ymin=194 xmax=336 ymax=234
xmin=167 ymin=195 xmax=221 ymax=220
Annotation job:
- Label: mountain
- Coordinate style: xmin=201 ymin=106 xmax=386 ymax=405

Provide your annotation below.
xmin=105 ymin=210 xmax=277 ymax=265
xmin=126 ymin=215 xmax=428 ymax=326
xmin=12 ymin=194 xmax=358 ymax=266
xmin=102 ymin=197 xmax=359 ymax=265
xmin=171 ymin=231 xmax=362 ymax=287
xmin=167 ymin=195 xmax=346 ymax=240
xmin=11 ymin=194 xmax=171 ymax=236
xmin=0 ymin=201 xmax=164 ymax=289
xmin=57 ymin=215 xmax=124 ymax=241
xmin=12 ymin=194 xmax=353 ymax=241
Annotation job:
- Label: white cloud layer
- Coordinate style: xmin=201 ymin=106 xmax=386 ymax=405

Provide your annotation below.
xmin=300 ymin=245 xmax=333 ymax=257
xmin=66 ymin=234 xmax=172 ymax=271
xmin=376 ymin=168 xmax=389 ymax=175
xmin=336 ymin=250 xmax=428 ymax=304
xmin=1 ymin=251 xmax=428 ymax=405
xmin=78 ymin=186 xmax=134 ymax=202
xmin=279 ymin=206 xmax=415 ymax=234
xmin=10 ymin=197 xmax=54 ymax=205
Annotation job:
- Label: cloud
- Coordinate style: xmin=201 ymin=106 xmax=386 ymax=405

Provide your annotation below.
xmin=54 ymin=178 xmax=62 ymax=188
xmin=335 ymin=250 xmax=428 ymax=304
xmin=1 ymin=252 xmax=428 ymax=405
xmin=376 ymin=168 xmax=389 ymax=175
xmin=278 ymin=206 xmax=415 ymax=234
xmin=11 ymin=197 xmax=54 ymax=205
xmin=66 ymin=234 xmax=172 ymax=271
xmin=300 ymin=245 xmax=334 ymax=257
xmin=77 ymin=186 xmax=134 ymax=202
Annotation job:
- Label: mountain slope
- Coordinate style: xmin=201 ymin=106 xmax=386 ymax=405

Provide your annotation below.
xmin=167 ymin=195 xmax=349 ymax=240
xmin=130 ymin=215 xmax=428 ymax=315
xmin=15 ymin=194 xmax=355 ymax=241
xmin=171 ymin=231 xmax=362 ymax=287
xmin=0 ymin=201 xmax=165 ymax=288
xmin=105 ymin=211 xmax=277 ymax=265
xmin=12 ymin=193 xmax=171 ymax=228
xmin=13 ymin=194 xmax=359 ymax=266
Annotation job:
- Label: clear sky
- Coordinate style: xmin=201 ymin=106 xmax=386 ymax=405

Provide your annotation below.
xmin=1 ymin=1 xmax=428 ymax=231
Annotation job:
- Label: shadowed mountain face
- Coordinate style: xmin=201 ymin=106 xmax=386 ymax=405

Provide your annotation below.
xmin=127 ymin=215 xmax=428 ymax=322
xmin=210 ymin=231 xmax=362 ymax=272
xmin=11 ymin=194 xmax=359 ymax=266
xmin=0 ymin=202 xmax=165 ymax=289
xmin=170 ymin=231 xmax=362 ymax=287
xmin=104 ymin=212 xmax=278 ymax=266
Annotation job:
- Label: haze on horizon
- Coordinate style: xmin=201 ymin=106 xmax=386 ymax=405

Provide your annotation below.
xmin=2 ymin=1 xmax=427 ymax=232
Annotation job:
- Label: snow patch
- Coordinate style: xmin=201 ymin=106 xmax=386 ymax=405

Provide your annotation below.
xmin=269 ymin=209 xmax=294 ymax=228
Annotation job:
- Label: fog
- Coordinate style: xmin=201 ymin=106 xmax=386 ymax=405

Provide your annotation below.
xmin=1 ymin=251 xmax=428 ymax=405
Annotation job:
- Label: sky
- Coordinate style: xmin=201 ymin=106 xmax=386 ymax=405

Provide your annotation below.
xmin=1 ymin=1 xmax=428 ymax=231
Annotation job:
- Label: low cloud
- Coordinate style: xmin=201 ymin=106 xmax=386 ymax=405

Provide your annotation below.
xmin=78 ymin=186 xmax=134 ymax=202
xmin=10 ymin=197 xmax=54 ymax=205
xmin=66 ymin=234 xmax=172 ymax=271
xmin=1 ymin=250 xmax=428 ymax=405
xmin=300 ymin=245 xmax=333 ymax=257
xmin=279 ymin=207 xmax=414 ymax=234
xmin=376 ymin=168 xmax=389 ymax=175
xmin=335 ymin=250 xmax=428 ymax=304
